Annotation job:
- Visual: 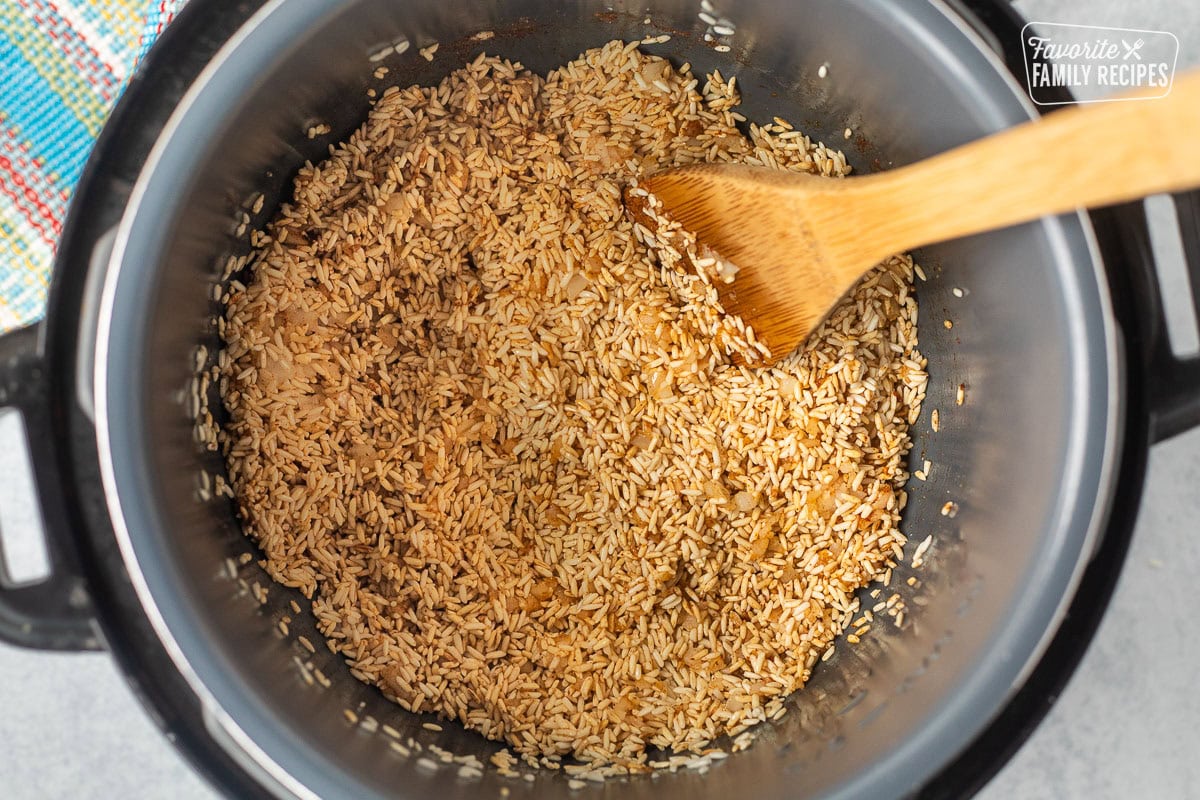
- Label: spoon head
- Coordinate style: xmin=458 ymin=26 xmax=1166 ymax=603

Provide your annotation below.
xmin=640 ymin=164 xmax=860 ymax=364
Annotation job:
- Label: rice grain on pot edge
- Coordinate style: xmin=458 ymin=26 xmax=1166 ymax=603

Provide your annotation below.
xmin=218 ymin=41 xmax=928 ymax=769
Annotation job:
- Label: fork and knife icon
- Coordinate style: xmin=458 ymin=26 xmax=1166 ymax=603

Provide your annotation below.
xmin=1122 ymin=38 xmax=1145 ymax=60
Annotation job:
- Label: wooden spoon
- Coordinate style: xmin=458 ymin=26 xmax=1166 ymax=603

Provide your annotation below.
xmin=638 ymin=69 xmax=1200 ymax=364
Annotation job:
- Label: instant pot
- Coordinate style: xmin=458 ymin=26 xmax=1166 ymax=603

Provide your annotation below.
xmin=1 ymin=0 xmax=1198 ymax=797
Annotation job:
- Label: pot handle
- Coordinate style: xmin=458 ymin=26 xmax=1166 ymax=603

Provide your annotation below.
xmin=1147 ymin=190 xmax=1200 ymax=443
xmin=0 ymin=323 xmax=102 ymax=650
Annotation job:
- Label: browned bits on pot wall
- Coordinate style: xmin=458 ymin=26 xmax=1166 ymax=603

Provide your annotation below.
xmin=217 ymin=40 xmax=929 ymax=770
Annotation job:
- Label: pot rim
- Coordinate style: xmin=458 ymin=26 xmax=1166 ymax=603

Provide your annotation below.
xmin=87 ymin=0 xmax=1123 ymax=797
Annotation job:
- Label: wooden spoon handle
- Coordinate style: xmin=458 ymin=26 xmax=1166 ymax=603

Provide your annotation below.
xmin=854 ymin=69 xmax=1200 ymax=260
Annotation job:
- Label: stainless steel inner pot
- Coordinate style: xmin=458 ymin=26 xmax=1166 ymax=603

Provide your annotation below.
xmin=90 ymin=0 xmax=1118 ymax=797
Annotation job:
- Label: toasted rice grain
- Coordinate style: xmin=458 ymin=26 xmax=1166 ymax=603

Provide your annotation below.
xmin=219 ymin=41 xmax=927 ymax=770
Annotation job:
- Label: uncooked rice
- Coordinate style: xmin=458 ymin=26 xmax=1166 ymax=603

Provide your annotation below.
xmin=218 ymin=40 xmax=928 ymax=770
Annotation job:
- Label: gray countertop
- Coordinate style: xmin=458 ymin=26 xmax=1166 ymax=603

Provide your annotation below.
xmin=1 ymin=0 xmax=1198 ymax=796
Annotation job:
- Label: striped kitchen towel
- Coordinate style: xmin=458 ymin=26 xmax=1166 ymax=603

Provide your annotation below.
xmin=0 ymin=0 xmax=186 ymax=331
